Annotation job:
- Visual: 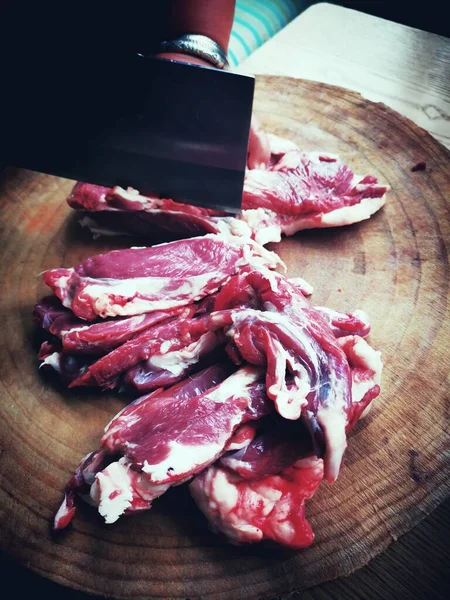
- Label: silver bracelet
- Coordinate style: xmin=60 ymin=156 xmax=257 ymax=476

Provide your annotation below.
xmin=158 ymin=34 xmax=229 ymax=70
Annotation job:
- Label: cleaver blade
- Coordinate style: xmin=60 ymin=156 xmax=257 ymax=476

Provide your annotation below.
xmin=5 ymin=56 xmax=255 ymax=213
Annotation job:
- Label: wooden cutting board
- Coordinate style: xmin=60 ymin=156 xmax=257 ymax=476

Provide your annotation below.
xmin=0 ymin=76 xmax=449 ymax=600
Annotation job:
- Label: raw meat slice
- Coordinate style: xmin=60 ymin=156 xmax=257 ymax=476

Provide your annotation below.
xmin=243 ymin=150 xmax=387 ymax=221
xmin=190 ymin=456 xmax=324 ymax=549
xmin=225 ymin=422 xmax=260 ymax=452
xmin=220 ymin=416 xmax=313 ymax=480
xmin=54 ymin=449 xmax=108 ymax=530
xmin=89 ymin=457 xmax=171 ymax=524
xmin=221 ymin=337 xmax=382 ymax=480
xmin=71 ymin=183 xmax=227 ymax=239
xmin=207 ymin=268 xmax=353 ymax=482
xmin=68 ymin=305 xmax=196 ymax=389
xmin=34 ymin=296 xmax=188 ymax=358
xmin=53 ymin=364 xmax=234 ymax=530
xmin=315 ymin=307 xmax=371 ymax=338
xmin=68 ymin=182 xmax=226 ymax=217
xmin=122 ymin=330 xmax=223 ymax=393
xmin=54 ymin=309 xmax=182 ymax=354
xmin=38 ymin=341 xmax=94 ymax=386
xmin=43 ymin=234 xmax=281 ymax=320
xmin=102 ymin=366 xmax=272 ymax=485
xmin=338 ymin=335 xmax=383 ymax=432
xmin=33 ymin=295 xmax=70 ymax=330
xmin=66 ymin=136 xmax=388 ymax=244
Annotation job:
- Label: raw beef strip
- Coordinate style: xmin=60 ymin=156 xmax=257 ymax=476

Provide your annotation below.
xmin=220 ymin=415 xmax=313 ymax=480
xmin=68 ymin=305 xmax=197 ymax=389
xmin=36 ymin=297 xmax=184 ymax=354
xmin=53 ymin=449 xmax=109 ymax=530
xmin=101 ymin=366 xmax=272 ymax=485
xmin=68 ymin=308 xmax=227 ymax=393
xmin=338 ymin=335 xmax=382 ymax=432
xmin=66 ymin=136 xmax=388 ymax=244
xmin=314 ymin=307 xmax=371 ymax=338
xmin=43 ymin=234 xmax=281 ymax=320
xmin=243 ymin=150 xmax=387 ymax=225
xmin=207 ymin=268 xmax=354 ymax=482
xmin=69 ymin=183 xmax=227 ymax=239
xmin=33 ymin=295 xmax=70 ymax=330
xmin=54 ymin=364 xmax=234 ymax=530
xmin=38 ymin=341 xmax=94 ymax=386
xmin=190 ymin=456 xmax=324 ymax=549
xmin=122 ymin=330 xmax=224 ymax=393
xmin=89 ymin=457 xmax=172 ymax=524
xmin=221 ymin=338 xmax=381 ymax=480
xmin=38 ymin=305 xmax=225 ymax=392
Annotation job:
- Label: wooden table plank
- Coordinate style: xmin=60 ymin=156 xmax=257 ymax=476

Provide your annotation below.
xmin=239 ymin=2 xmax=450 ymax=149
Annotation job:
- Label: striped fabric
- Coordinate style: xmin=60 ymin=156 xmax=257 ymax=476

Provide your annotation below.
xmin=229 ymin=0 xmax=307 ymax=67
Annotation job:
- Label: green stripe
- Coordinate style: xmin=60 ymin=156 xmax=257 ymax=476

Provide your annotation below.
xmin=234 ymin=14 xmax=264 ymax=46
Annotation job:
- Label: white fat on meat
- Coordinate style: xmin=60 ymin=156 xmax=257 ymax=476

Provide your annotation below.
xmin=206 ymin=365 xmax=261 ymax=404
xmin=111 ymin=186 xmax=160 ymax=210
xmin=40 ymin=351 xmax=62 ymax=372
xmin=142 ymin=437 xmax=240 ymax=482
xmin=339 ymin=335 xmax=383 ymax=418
xmin=265 ymin=337 xmax=310 ymax=420
xmin=148 ymin=331 xmax=218 ymax=377
xmin=235 ymin=238 xmax=285 ymax=272
xmin=267 ymin=133 xmax=299 ymax=155
xmin=50 ymin=274 xmax=72 ymax=307
xmin=316 ymin=406 xmax=348 ymax=483
xmin=190 ymin=466 xmax=265 ymax=544
xmin=281 ymin=196 xmax=387 ymax=235
xmin=240 ymin=209 xmax=283 ymax=245
xmin=288 ymin=277 xmax=314 ymax=296
xmin=141 ymin=367 xmax=262 ymax=482
xmin=84 ymin=271 xmax=216 ymax=317
xmin=90 ymin=457 xmax=169 ymax=524
xmin=212 ymin=216 xmax=253 ymax=239
xmin=53 ymin=496 xmax=73 ymax=529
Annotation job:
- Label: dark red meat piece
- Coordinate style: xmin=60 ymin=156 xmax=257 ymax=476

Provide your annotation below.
xmin=101 ymin=366 xmax=272 ymax=485
xmin=43 ymin=234 xmax=279 ymax=320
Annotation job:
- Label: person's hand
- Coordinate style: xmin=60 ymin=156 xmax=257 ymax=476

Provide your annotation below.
xmin=154 ymin=51 xmax=212 ymax=68
xmin=247 ymin=115 xmax=271 ymax=170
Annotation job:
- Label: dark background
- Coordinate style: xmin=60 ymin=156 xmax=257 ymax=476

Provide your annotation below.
xmin=315 ymin=0 xmax=448 ymax=37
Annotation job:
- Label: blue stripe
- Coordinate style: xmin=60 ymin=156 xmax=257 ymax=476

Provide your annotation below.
xmin=230 ymin=28 xmax=252 ymax=55
xmin=270 ymin=0 xmax=296 ymax=23
xmin=260 ymin=3 xmax=285 ymax=30
xmin=234 ymin=14 xmax=264 ymax=46
xmin=228 ymin=47 xmax=239 ymax=67
xmin=240 ymin=5 xmax=276 ymax=38
xmin=229 ymin=35 xmax=250 ymax=62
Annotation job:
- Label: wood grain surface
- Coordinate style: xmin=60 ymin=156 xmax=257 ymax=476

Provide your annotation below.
xmin=239 ymin=3 xmax=450 ymax=151
xmin=0 ymin=76 xmax=449 ymax=600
